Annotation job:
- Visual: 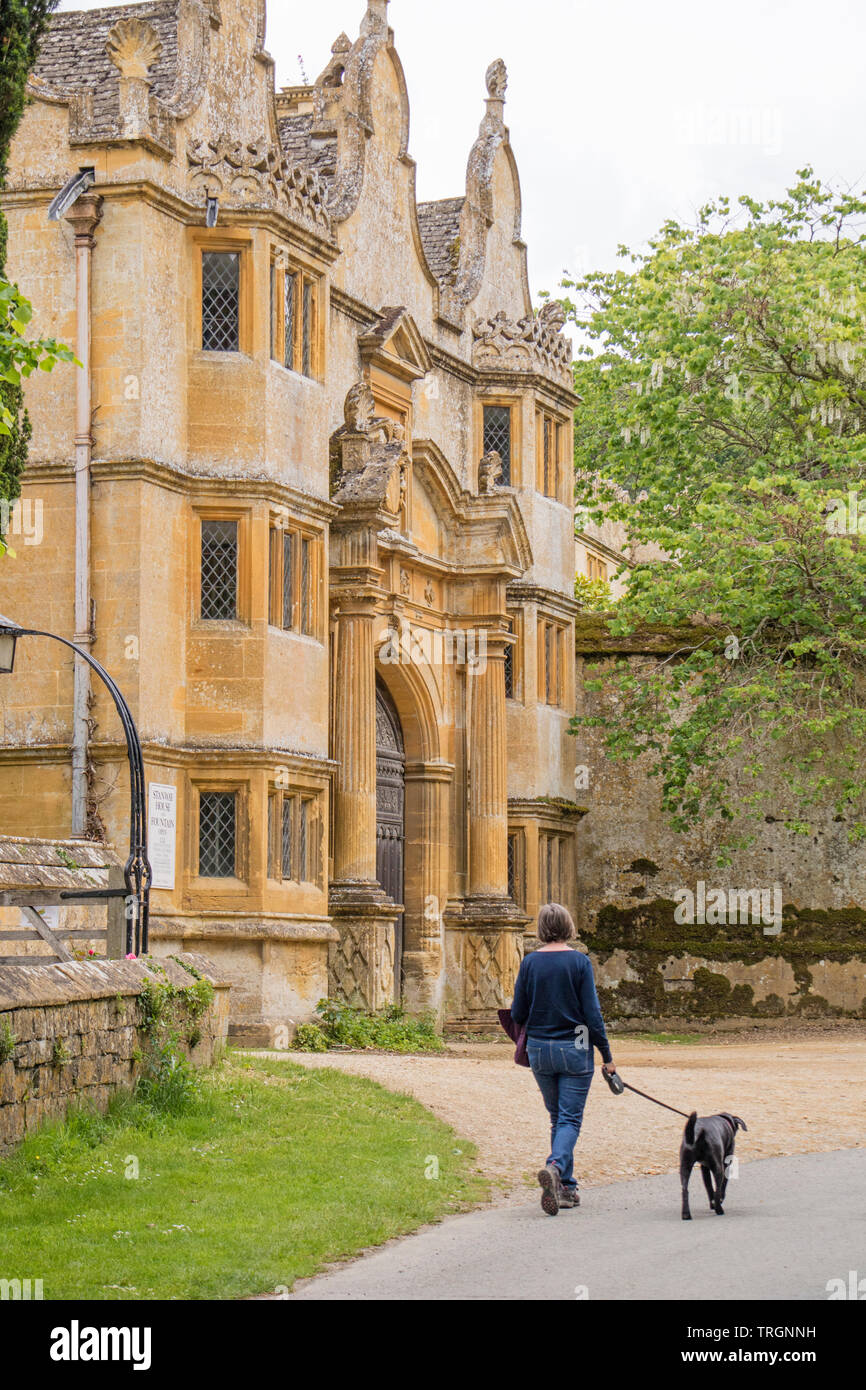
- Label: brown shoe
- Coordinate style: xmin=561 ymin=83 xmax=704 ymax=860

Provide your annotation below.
xmin=559 ymin=1187 xmax=581 ymax=1209
xmin=538 ymin=1163 xmax=562 ymax=1217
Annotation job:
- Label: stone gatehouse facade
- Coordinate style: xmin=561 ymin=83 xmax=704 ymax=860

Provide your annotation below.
xmin=0 ymin=0 xmax=581 ymax=1043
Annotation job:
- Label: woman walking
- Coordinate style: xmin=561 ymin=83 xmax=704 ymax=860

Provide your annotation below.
xmin=510 ymin=903 xmax=616 ymax=1216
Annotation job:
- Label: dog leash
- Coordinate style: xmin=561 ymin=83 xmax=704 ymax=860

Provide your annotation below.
xmin=604 ymin=1069 xmax=691 ymax=1120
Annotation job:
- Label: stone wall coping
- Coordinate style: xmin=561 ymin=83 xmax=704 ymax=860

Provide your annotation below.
xmin=0 ymin=953 xmax=230 ymax=1012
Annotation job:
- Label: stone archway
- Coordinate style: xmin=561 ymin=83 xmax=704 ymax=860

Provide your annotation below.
xmin=375 ymin=680 xmax=405 ymax=1000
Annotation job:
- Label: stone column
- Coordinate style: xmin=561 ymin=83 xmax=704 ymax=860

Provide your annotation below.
xmin=443 ymin=630 xmax=528 ymax=1028
xmin=402 ymin=761 xmax=453 ymax=1016
xmin=468 ymin=641 xmax=508 ymax=898
xmin=332 ymin=597 xmax=378 ymax=884
xmin=328 ymin=591 xmax=401 ymax=1012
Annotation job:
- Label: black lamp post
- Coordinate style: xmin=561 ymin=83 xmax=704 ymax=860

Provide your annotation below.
xmin=0 ymin=615 xmax=152 ymax=955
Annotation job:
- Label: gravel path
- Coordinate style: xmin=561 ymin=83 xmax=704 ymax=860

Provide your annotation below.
xmin=277 ymin=1032 xmax=866 ymax=1199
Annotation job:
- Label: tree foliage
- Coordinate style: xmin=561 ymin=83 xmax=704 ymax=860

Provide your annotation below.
xmin=562 ymin=170 xmax=866 ymax=854
xmin=0 ymin=0 xmax=63 ymax=515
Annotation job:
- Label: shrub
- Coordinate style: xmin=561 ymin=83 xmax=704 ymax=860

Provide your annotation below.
xmin=0 ymin=1018 xmax=16 ymax=1064
xmin=297 ymin=1000 xmax=445 ymax=1054
xmin=293 ymin=1023 xmax=330 ymax=1053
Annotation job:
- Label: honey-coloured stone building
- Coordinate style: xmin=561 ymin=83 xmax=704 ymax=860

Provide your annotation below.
xmin=0 ymin=0 xmax=581 ymax=1043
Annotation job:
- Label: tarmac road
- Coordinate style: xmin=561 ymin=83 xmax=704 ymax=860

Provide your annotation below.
xmin=290 ymin=1148 xmax=865 ymax=1301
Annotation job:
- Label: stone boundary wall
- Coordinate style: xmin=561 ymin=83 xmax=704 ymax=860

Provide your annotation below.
xmin=0 ymin=955 xmax=230 ymax=1155
xmin=574 ymin=616 xmax=866 ymax=1025
xmin=588 ymin=903 xmax=866 ymax=1027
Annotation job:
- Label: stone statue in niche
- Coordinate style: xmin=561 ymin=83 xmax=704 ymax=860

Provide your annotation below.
xmin=479 ymin=450 xmax=503 ymax=495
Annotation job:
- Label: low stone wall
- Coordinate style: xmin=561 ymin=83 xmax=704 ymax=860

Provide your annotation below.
xmin=588 ymin=902 xmax=866 ymax=1027
xmin=0 ymin=954 xmax=230 ymax=1155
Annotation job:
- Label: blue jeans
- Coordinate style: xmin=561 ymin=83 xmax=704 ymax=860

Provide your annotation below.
xmin=527 ymin=1038 xmax=594 ymax=1189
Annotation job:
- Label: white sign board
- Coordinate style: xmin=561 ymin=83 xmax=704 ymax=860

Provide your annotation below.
xmin=147 ymin=784 xmax=177 ymax=891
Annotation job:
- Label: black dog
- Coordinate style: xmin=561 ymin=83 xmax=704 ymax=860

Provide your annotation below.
xmin=680 ymin=1111 xmax=747 ymax=1220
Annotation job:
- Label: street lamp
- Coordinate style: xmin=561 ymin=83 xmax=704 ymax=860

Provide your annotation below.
xmin=0 ymin=619 xmax=17 ymax=674
xmin=0 ymin=614 xmax=152 ymax=954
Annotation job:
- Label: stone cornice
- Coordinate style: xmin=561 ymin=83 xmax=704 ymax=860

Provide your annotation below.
xmin=508 ymin=797 xmax=589 ymax=823
xmin=22 ymin=458 xmax=338 ymax=524
xmin=1 ymin=179 xmax=339 ymax=263
xmin=476 ymin=368 xmax=576 ymax=412
xmin=329 ymin=286 xmax=381 ymax=327
xmin=507 ymin=582 xmax=579 ymax=620
xmin=577 ymin=532 xmax=633 ymax=569
xmin=0 ymin=744 xmax=337 ymax=775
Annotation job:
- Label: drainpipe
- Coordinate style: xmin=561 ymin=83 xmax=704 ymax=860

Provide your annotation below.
xmin=63 ymin=193 xmax=103 ymax=837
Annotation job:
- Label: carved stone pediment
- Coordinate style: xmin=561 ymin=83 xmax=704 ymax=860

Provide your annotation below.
xmin=472 ymin=302 xmax=572 ymax=387
xmin=358 ymin=307 xmax=432 ymax=384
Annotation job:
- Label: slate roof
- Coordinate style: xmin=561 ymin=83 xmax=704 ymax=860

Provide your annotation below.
xmin=277 ymin=113 xmax=338 ymax=185
xmin=417 ymin=197 xmax=464 ymax=284
xmin=31 ymin=2 xmax=180 ymax=136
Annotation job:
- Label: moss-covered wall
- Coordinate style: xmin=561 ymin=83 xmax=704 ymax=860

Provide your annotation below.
xmin=587 ymin=900 xmax=866 ymax=1024
xmin=574 ymin=632 xmax=866 ymax=1024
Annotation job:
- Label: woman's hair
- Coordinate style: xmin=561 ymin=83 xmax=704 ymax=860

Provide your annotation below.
xmin=537 ymin=903 xmax=576 ymax=943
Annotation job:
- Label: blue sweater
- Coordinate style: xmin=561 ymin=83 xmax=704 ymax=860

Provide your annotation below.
xmin=511 ymin=949 xmax=613 ymax=1062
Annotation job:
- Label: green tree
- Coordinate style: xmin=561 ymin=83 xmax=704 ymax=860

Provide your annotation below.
xmin=561 ymin=170 xmax=866 ymax=856
xmin=0 ymin=0 xmax=68 ymax=526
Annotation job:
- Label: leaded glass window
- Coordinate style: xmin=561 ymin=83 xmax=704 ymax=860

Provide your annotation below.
xmin=281 ymin=796 xmax=293 ymax=880
xmin=201 ymin=520 xmax=238 ymax=621
xmin=202 ymin=252 xmax=240 ymax=352
xmin=284 ymin=271 xmax=297 ymax=371
xmin=199 ymin=792 xmax=237 ymax=878
xmin=483 ymin=405 xmax=512 ymax=486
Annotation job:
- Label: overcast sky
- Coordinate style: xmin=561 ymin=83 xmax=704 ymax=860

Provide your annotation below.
xmin=57 ymin=0 xmax=866 ymax=300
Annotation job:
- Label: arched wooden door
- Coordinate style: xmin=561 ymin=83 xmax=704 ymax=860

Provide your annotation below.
xmin=376 ymin=680 xmax=405 ymax=1000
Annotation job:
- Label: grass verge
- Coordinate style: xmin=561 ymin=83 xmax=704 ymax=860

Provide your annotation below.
xmin=0 ymin=1056 xmax=485 ymax=1300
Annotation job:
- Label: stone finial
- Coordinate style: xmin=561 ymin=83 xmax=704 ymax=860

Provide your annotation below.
xmin=344 ymin=380 xmax=377 ymax=434
xmin=362 ymin=0 xmax=390 ymax=32
xmin=105 ymin=17 xmax=163 ymax=80
xmin=316 ymin=32 xmax=353 ymax=89
xmin=486 ymin=59 xmax=508 ymax=102
xmin=538 ymin=300 xmax=566 ymax=334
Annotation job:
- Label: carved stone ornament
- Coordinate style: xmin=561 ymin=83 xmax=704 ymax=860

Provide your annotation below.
xmin=187 ymin=135 xmax=332 ymax=235
xmin=105 ymin=18 xmax=163 ymax=79
xmin=486 ymin=59 xmax=508 ymax=102
xmin=330 ymin=382 xmax=410 ymax=522
xmin=342 ymin=381 xmax=405 ymax=445
xmin=472 ymin=305 xmax=573 ymax=386
xmin=316 ymin=32 xmax=352 ymax=88
xmin=479 ymin=450 xmax=504 ymax=495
